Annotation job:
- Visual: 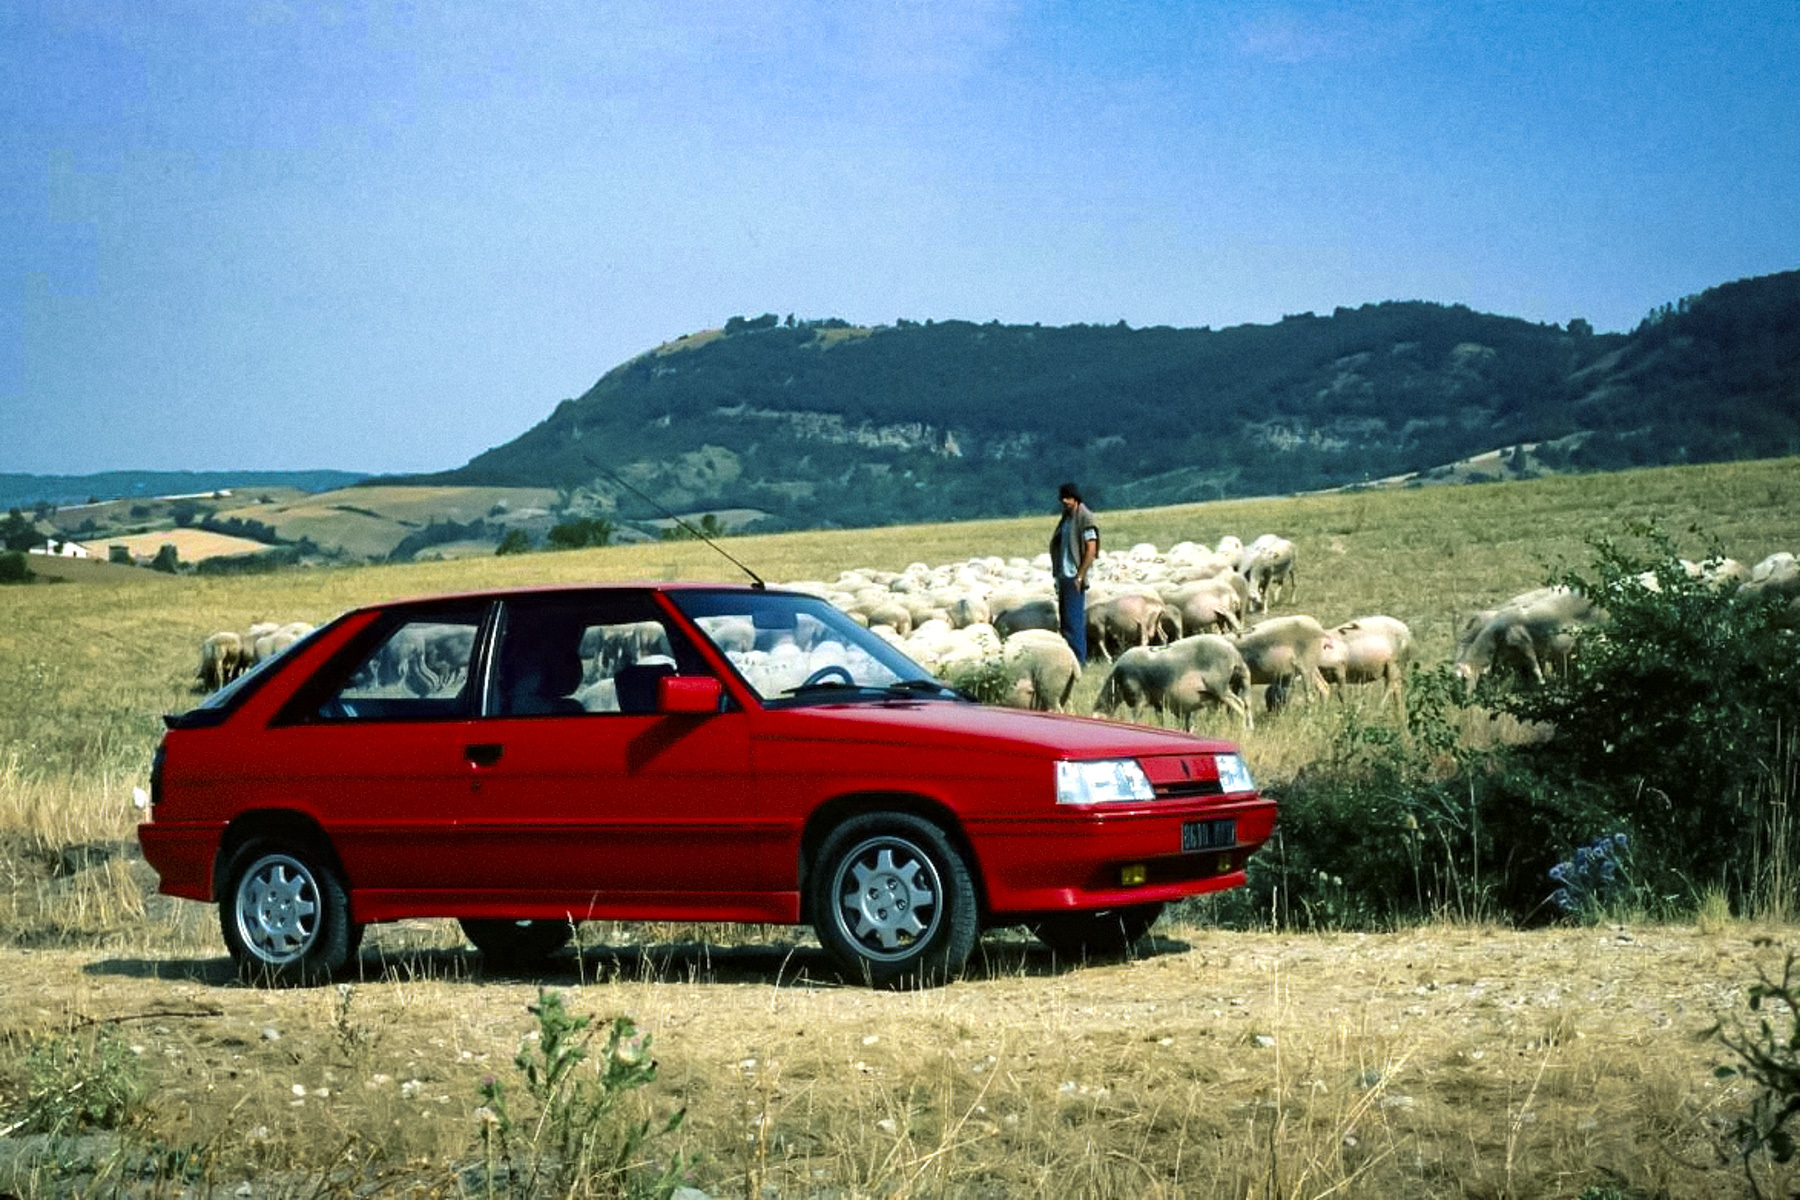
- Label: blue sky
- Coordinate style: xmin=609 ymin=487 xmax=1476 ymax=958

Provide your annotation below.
xmin=3 ymin=0 xmax=1796 ymax=475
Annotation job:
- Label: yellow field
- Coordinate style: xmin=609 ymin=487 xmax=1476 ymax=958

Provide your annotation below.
xmin=76 ymin=527 xmax=274 ymax=563
xmin=3 ymin=456 xmax=1800 ymax=1195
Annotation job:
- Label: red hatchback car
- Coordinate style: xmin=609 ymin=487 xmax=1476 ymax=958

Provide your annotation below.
xmin=139 ymin=584 xmax=1276 ymax=986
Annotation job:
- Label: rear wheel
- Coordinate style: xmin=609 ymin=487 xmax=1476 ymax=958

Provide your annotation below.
xmin=1032 ymin=902 xmax=1164 ymax=961
xmin=459 ymin=918 xmax=575 ymax=968
xmin=811 ymin=813 xmax=977 ymax=988
xmin=220 ymin=840 xmax=357 ymax=986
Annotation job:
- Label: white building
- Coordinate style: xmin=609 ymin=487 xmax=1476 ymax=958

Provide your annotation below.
xmin=27 ymin=539 xmax=90 ymax=559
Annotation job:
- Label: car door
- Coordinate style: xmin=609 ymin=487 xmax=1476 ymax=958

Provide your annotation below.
xmin=259 ymin=603 xmax=493 ymax=903
xmin=462 ymin=591 xmax=762 ymax=919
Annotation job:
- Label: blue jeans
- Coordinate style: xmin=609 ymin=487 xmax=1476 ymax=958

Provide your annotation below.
xmin=1056 ymin=576 xmax=1088 ymax=665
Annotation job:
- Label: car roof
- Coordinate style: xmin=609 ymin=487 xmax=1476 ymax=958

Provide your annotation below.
xmin=343 ymin=580 xmax=789 ymax=617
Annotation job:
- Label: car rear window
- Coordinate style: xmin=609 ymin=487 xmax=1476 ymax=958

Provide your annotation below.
xmin=307 ymin=608 xmax=489 ymax=722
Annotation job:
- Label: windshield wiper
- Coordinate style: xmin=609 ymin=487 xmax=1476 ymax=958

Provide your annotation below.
xmin=882 ymin=679 xmax=973 ymax=701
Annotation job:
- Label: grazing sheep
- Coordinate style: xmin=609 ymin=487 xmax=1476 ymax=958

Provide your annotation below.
xmin=1163 ymin=577 xmax=1244 ymax=637
xmin=198 ymin=631 xmax=245 ymax=691
xmin=991 ymin=629 xmax=1083 ymax=712
xmin=992 ymin=597 xmax=1060 ymax=639
xmin=1318 ymin=616 xmax=1413 ymax=708
xmin=1454 ymin=587 xmax=1603 ymax=687
xmin=1085 ymin=591 xmax=1167 ymax=662
xmin=1232 ymin=615 xmax=1331 ymax=712
xmin=1092 ymin=635 xmax=1252 ymax=731
xmin=1237 ymin=535 xmax=1297 ymax=613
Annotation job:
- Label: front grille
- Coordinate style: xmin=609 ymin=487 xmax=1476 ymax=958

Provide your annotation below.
xmin=1153 ymin=778 xmax=1224 ymax=801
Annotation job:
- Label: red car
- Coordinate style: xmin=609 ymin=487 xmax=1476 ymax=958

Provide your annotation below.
xmin=139 ymin=583 xmax=1275 ymax=986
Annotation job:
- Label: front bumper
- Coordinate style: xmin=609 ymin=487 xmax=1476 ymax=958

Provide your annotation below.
xmin=969 ymin=795 xmax=1277 ymax=916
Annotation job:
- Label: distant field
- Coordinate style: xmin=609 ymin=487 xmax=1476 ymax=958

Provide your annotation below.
xmin=77 ymin=527 xmax=273 ymax=563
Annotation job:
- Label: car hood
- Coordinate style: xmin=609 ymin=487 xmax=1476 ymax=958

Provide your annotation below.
xmin=755 ymin=699 xmax=1236 ymax=759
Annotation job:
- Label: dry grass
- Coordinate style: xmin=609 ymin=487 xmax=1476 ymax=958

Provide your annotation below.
xmin=3 ymin=456 xmax=1800 ymax=1194
xmin=0 ymin=923 xmax=1790 ymax=1196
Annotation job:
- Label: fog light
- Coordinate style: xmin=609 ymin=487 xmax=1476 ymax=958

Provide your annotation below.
xmin=1121 ymin=864 xmax=1147 ymax=886
xmin=1217 ymin=854 xmax=1234 ymax=874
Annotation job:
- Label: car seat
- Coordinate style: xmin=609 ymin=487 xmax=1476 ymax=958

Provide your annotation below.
xmin=613 ymin=655 xmax=677 ymax=714
xmin=502 ymin=641 xmax=588 ymax=716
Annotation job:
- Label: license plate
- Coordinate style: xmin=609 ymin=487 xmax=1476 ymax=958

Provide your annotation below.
xmin=1181 ymin=818 xmax=1236 ymax=853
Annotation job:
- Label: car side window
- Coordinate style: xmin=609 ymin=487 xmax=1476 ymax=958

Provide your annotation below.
xmin=492 ymin=596 xmax=709 ymax=717
xmin=315 ymin=614 xmax=485 ymax=721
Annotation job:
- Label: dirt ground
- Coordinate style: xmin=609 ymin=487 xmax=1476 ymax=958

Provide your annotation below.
xmin=2 ymin=917 xmax=1793 ymax=1198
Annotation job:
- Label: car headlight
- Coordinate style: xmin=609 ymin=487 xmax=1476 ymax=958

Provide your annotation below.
xmin=1215 ymin=753 xmax=1254 ymax=794
xmin=1056 ymin=759 xmax=1154 ymax=805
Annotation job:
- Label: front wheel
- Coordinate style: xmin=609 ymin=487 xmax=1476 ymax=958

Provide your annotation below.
xmin=811 ymin=813 xmax=978 ymax=988
xmin=220 ymin=840 xmax=357 ymax=986
xmin=1031 ymin=902 xmax=1164 ymax=961
xmin=459 ymin=918 xmax=574 ymax=968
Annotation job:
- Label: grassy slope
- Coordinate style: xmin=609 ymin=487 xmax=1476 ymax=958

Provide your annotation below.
xmin=4 ymin=456 xmax=1796 ymax=790
xmin=3 ymin=457 xmax=1799 ymax=1195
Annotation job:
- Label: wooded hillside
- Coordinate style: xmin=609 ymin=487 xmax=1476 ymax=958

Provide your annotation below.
xmin=410 ymin=270 xmax=1800 ymax=531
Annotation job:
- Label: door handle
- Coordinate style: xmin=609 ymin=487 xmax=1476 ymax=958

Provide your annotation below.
xmin=465 ymin=743 xmax=504 ymax=767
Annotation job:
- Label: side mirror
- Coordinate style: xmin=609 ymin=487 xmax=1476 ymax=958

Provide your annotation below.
xmin=658 ymin=675 xmax=722 ymax=715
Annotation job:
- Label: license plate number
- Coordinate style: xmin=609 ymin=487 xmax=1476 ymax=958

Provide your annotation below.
xmin=1182 ymin=818 xmax=1236 ymax=853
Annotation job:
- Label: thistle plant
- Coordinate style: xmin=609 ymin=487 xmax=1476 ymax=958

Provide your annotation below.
xmin=1548 ymin=832 xmax=1634 ymax=918
xmin=477 ymin=990 xmax=692 ymax=1199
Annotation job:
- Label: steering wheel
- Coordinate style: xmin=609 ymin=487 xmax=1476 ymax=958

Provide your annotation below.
xmin=798 ymin=664 xmax=855 ymax=689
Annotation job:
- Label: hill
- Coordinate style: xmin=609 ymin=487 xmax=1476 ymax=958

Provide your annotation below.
xmin=0 ymin=469 xmax=367 ymax=512
xmin=414 ymin=271 xmax=1800 ymax=531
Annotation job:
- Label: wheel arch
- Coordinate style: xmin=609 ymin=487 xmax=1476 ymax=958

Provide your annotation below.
xmin=798 ymin=792 xmax=988 ymax=924
xmin=213 ymin=810 xmax=347 ymax=900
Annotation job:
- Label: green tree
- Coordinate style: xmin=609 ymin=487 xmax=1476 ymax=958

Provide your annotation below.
xmin=0 ymin=551 xmax=34 ymax=584
xmin=108 ymin=545 xmax=131 ymax=564
xmin=495 ymin=529 xmax=533 ymax=556
xmin=1 ymin=508 xmax=39 ymax=552
xmin=546 ymin=517 xmax=613 ymax=550
xmin=150 ymin=543 xmax=180 ymax=573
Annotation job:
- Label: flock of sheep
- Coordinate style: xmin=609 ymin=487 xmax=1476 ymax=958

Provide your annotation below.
xmin=197 ymin=621 xmax=316 ymax=691
xmin=194 ymin=539 xmax=1798 ymax=734
xmin=776 ymin=535 xmax=1400 ymax=730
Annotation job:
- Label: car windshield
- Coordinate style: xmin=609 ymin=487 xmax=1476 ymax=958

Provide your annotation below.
xmin=669 ymin=589 xmax=963 ymax=706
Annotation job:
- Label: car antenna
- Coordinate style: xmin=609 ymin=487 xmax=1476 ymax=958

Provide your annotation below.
xmin=580 ymin=455 xmax=766 ymax=589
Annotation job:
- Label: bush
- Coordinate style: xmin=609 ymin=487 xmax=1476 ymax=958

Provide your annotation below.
xmin=1713 ymin=952 xmax=1800 ymax=1189
xmin=546 ymin=517 xmax=613 ymax=550
xmin=1499 ymin=529 xmax=1800 ymax=906
xmin=496 ymin=529 xmax=533 ymax=556
xmin=1229 ymin=666 xmax=1610 ymax=928
xmin=388 ymin=518 xmax=491 ymax=562
xmin=15 ymin=1028 xmax=147 ymax=1136
xmin=0 ymin=550 xmax=34 ymax=584
xmin=150 ymin=544 xmax=181 ymax=573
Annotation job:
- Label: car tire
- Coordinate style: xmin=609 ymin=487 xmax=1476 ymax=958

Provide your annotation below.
xmin=219 ymin=840 xmax=356 ymax=986
xmin=459 ymin=918 xmax=575 ymax=968
xmin=811 ymin=812 xmax=978 ymax=988
xmin=1031 ymin=902 xmax=1164 ymax=961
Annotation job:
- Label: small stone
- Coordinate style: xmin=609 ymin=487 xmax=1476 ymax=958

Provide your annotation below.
xmin=261 ymin=1027 xmax=280 ymax=1042
xmin=1253 ymin=1034 xmax=1275 ymax=1048
xmin=236 ymin=1184 xmax=254 ymax=1198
